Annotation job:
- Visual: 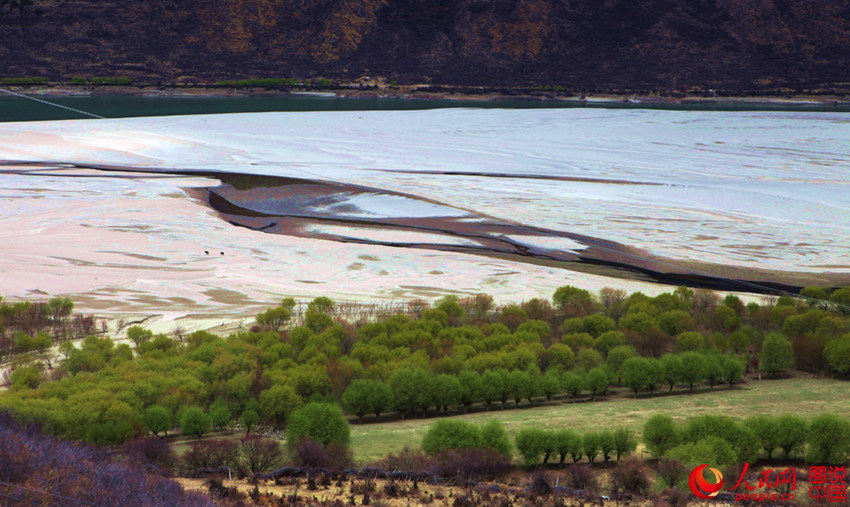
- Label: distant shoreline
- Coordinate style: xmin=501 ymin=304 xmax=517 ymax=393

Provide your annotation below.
xmin=4 ymin=83 xmax=850 ymax=112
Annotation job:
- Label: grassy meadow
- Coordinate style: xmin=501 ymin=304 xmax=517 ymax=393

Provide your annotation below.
xmin=349 ymin=377 xmax=850 ymax=464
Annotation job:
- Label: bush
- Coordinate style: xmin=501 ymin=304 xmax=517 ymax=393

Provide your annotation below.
xmin=182 ymin=439 xmax=240 ymax=472
xmin=656 ymin=458 xmax=688 ymax=488
xmin=609 ymin=457 xmax=650 ymax=496
xmin=0 ymin=77 xmax=48 ymax=85
xmin=422 ymin=420 xmax=481 ymax=455
xmin=566 ymin=464 xmax=596 ymax=491
xmin=124 ymin=436 xmax=177 ymax=476
xmin=373 ymin=446 xmax=432 ymax=472
xmin=294 ymin=438 xmax=352 ymax=469
xmin=432 ymin=447 xmax=511 ymax=480
xmin=286 ymin=402 xmax=350 ymax=451
xmin=240 ymin=435 xmax=284 ymax=473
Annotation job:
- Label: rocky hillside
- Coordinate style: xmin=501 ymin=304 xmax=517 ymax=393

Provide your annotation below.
xmin=1 ymin=0 xmax=849 ymax=92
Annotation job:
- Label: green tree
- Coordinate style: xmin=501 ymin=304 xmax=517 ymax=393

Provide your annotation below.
xmin=480 ymin=420 xmax=512 ymax=455
xmin=807 ymin=414 xmax=850 ymax=464
xmin=577 ymin=347 xmax=604 ymax=371
xmin=127 ymin=326 xmax=153 ymax=346
xmin=286 ymin=402 xmax=350 ymax=451
xmin=259 ymin=384 xmax=304 ymax=427
xmin=239 ymin=409 xmax=259 ymax=435
xmin=643 ymin=414 xmax=678 ymax=458
xmin=675 ymin=331 xmax=704 ymax=352
xmin=828 ymin=287 xmax=850 ymax=314
xmin=544 ymin=343 xmax=575 ymax=370
xmin=824 ymin=335 xmax=850 ymax=375
xmin=422 ymin=419 xmax=481 ymax=455
xmin=561 ymin=371 xmax=585 ymax=400
xmin=593 ymin=331 xmax=626 ymax=357
xmin=621 ymin=357 xmax=651 ymax=397
xmin=585 ymin=367 xmax=609 ymax=400
xmin=255 ymin=306 xmax=291 ymax=330
xmin=144 ymin=405 xmax=173 ymax=437
xmin=583 ymin=432 xmax=601 ymax=463
xmin=179 ymin=407 xmax=210 ymax=439
xmin=759 ymin=332 xmax=794 ymax=376
xmin=679 ymin=352 xmax=706 ymax=391
xmin=800 ymin=285 xmax=828 ymax=308
xmin=659 ymin=354 xmax=682 ymax=392
xmin=582 ymin=314 xmax=615 ymax=338
xmin=209 ymin=398 xmax=231 ymax=430
xmin=539 ymin=369 xmax=561 ymax=402
xmin=746 ymin=415 xmax=781 ymax=459
xmin=552 ymin=429 xmax=582 ymax=464
xmin=598 ymin=430 xmax=616 ymax=462
xmin=341 ymin=379 xmax=390 ymax=422
xmin=432 ymin=374 xmax=463 ymax=412
xmin=553 ymin=285 xmax=595 ymax=315
xmin=515 ymin=427 xmax=548 ymax=466
xmin=658 ymin=310 xmax=693 ymax=336
xmin=389 ymin=367 xmax=431 ymax=417
xmin=457 ymin=370 xmax=483 ymax=412
xmin=703 ymin=355 xmax=724 ymax=389
xmin=721 ymin=356 xmax=744 ymax=389
xmin=613 ymin=427 xmax=637 ymax=460
xmin=776 ymin=414 xmax=807 ymax=458
xmin=668 ymin=436 xmax=737 ymax=466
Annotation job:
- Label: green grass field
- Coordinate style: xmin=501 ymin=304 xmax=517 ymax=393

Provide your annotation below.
xmin=350 ymin=377 xmax=850 ymax=464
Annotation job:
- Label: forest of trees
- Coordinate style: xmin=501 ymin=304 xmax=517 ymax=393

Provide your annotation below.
xmin=1 ymin=284 xmax=849 ymax=449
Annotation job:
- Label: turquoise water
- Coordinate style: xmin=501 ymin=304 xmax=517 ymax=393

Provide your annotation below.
xmin=1 ymin=93 xmax=848 ymax=122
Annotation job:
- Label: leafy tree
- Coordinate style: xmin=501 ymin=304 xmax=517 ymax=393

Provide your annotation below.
xmin=179 ymin=407 xmax=210 ymax=439
xmin=621 ymin=357 xmax=651 ymax=396
xmin=800 ymin=285 xmax=828 ymax=308
xmin=828 ymin=287 xmax=850 ymax=314
xmin=824 ymin=335 xmax=850 ymax=375
xmin=776 ymin=414 xmax=807 ymax=458
xmin=585 ymin=367 xmax=609 ymax=400
xmin=668 ymin=436 xmax=737 ymax=466
xmin=539 ymin=369 xmax=561 ymax=401
xmin=598 ymin=430 xmax=616 ymax=462
xmin=286 ymin=402 xmax=350 ymax=451
xmin=515 ymin=428 xmax=548 ymax=466
xmin=456 ymin=370 xmax=483 ymax=412
xmin=643 ymin=414 xmax=678 ymax=458
xmin=606 ymin=344 xmax=637 ymax=383
xmin=659 ymin=354 xmax=682 ymax=392
xmin=613 ymin=427 xmax=637 ymax=460
xmin=675 ymin=331 xmax=704 ymax=352
xmin=422 ymin=420 xmax=481 ymax=455
xmin=658 ymin=310 xmax=693 ymax=336
xmin=480 ymin=370 xmax=503 ymax=409
xmin=552 ymin=429 xmax=582 ymax=464
xmin=480 ymin=420 xmax=512 ymax=455
xmin=561 ymin=371 xmax=585 ymax=400
xmin=746 ymin=415 xmax=781 ymax=459
xmin=593 ymin=331 xmax=625 ymax=357
xmin=255 ymin=306 xmax=291 ymax=329
xmin=577 ymin=347 xmax=604 ymax=371
xmin=759 ymin=332 xmax=794 ymax=376
xmin=239 ymin=409 xmax=259 ymax=435
xmin=582 ymin=314 xmax=615 ymax=338
xmin=143 ymin=405 xmax=173 ymax=437
xmin=561 ymin=332 xmax=594 ymax=352
xmin=582 ymin=432 xmax=601 ymax=463
xmin=127 ymin=326 xmax=153 ymax=346
xmin=209 ymin=398 xmax=231 ymax=430
xmin=721 ymin=356 xmax=744 ymax=388
xmin=679 ymin=352 xmax=706 ymax=391
xmin=553 ymin=285 xmax=595 ymax=315
xmin=389 ymin=367 xmax=431 ymax=417
xmin=341 ymin=379 xmax=390 ymax=421
xmin=544 ymin=343 xmax=574 ymax=370
xmin=432 ymin=374 xmax=462 ymax=411
xmin=703 ymin=355 xmax=724 ymax=389
xmin=259 ymin=384 xmax=303 ymax=428
xmin=807 ymin=414 xmax=850 ymax=464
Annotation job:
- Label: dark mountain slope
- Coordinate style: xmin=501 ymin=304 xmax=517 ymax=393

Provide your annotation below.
xmin=1 ymin=0 xmax=849 ymax=91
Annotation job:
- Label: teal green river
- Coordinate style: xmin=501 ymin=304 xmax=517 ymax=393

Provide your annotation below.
xmin=1 ymin=93 xmax=849 ymax=122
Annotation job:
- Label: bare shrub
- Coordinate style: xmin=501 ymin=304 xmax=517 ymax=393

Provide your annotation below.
xmin=610 ymin=457 xmax=651 ymax=496
xmin=182 ymin=439 xmax=240 ymax=472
